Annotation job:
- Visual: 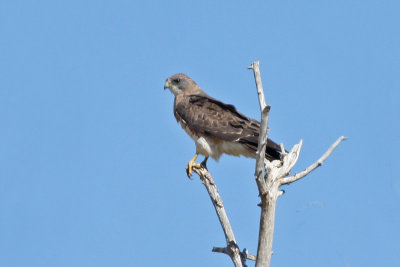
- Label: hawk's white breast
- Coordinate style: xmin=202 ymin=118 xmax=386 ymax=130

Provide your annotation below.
xmin=179 ymin=120 xmax=255 ymax=160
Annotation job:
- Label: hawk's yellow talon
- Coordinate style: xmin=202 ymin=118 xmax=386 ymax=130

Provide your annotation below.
xmin=186 ymin=153 xmax=201 ymax=177
xmin=186 ymin=163 xmax=201 ymax=177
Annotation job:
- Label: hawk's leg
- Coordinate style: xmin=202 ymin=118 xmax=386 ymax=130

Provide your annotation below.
xmin=200 ymin=156 xmax=209 ymax=169
xmin=186 ymin=153 xmax=201 ymax=178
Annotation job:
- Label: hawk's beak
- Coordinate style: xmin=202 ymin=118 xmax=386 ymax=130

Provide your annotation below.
xmin=164 ymin=80 xmax=170 ymax=90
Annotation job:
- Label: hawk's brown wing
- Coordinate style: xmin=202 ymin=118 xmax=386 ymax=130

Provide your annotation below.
xmin=174 ymin=94 xmax=281 ymax=160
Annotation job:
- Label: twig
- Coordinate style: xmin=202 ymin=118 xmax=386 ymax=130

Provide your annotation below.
xmin=280 ymin=136 xmax=347 ymax=185
xmin=213 ymin=247 xmax=257 ymax=262
xmin=241 ymin=249 xmax=257 ymax=261
xmin=193 ymin=167 xmax=249 ymax=267
xmin=248 ymin=61 xmax=267 ymax=110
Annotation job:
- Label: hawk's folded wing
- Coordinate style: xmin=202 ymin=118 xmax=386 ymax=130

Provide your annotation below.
xmin=174 ymin=94 xmax=281 ymax=160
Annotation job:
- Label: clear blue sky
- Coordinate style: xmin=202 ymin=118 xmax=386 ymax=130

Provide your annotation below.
xmin=1 ymin=0 xmax=399 ymax=266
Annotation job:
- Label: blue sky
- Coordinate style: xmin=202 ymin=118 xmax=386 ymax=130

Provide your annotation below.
xmin=1 ymin=0 xmax=399 ymax=266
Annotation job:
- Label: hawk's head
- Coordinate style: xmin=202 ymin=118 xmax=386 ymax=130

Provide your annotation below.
xmin=164 ymin=73 xmax=198 ymax=96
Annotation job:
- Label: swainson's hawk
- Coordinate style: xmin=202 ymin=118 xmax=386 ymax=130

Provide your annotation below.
xmin=164 ymin=73 xmax=282 ymax=177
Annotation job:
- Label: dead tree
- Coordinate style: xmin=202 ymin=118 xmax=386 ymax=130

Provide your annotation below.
xmin=193 ymin=61 xmax=346 ymax=267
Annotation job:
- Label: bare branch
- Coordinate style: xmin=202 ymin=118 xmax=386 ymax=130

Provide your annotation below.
xmin=249 ymin=61 xmax=277 ymax=267
xmin=280 ymin=136 xmax=347 ymax=185
xmin=242 ymin=249 xmax=257 ymax=261
xmin=255 ymin=106 xmax=270 ymax=195
xmin=271 ymin=140 xmax=303 ymax=181
xmin=248 ymin=61 xmax=267 ymax=113
xmin=212 ymin=246 xmax=230 ymax=256
xmin=213 ymin=247 xmax=257 ymax=262
xmin=193 ymin=167 xmax=246 ymax=267
xmin=279 ymin=143 xmax=287 ymax=159
xmin=249 ymin=61 xmax=270 ymax=196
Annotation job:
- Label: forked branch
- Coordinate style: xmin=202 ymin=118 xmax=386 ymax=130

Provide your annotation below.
xmin=248 ymin=61 xmax=346 ymax=267
xmin=189 ymin=61 xmax=345 ymax=267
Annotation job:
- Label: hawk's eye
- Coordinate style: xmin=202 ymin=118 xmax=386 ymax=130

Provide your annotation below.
xmin=173 ymin=78 xmax=181 ymax=83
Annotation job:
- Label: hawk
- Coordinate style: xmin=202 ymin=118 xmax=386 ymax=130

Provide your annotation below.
xmin=164 ymin=73 xmax=283 ymax=177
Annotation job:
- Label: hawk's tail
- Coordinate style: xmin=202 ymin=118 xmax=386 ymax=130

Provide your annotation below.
xmin=239 ymin=136 xmax=284 ymax=161
xmin=265 ymin=138 xmax=282 ymax=161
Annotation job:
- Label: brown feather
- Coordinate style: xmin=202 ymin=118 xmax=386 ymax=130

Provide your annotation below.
xmin=174 ymin=94 xmax=281 ymax=160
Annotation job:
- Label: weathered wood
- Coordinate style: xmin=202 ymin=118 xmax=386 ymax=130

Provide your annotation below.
xmin=280 ymin=136 xmax=347 ymax=185
xmin=193 ymin=167 xmax=250 ymax=267
xmin=188 ymin=62 xmax=346 ymax=267
xmin=248 ymin=61 xmax=346 ymax=267
xmin=248 ymin=62 xmax=270 ymax=196
xmin=248 ymin=61 xmax=274 ymax=267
